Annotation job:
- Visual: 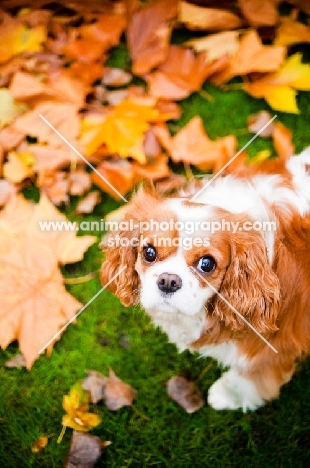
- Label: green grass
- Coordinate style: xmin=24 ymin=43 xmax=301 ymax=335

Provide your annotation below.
xmin=1 ymin=40 xmax=310 ymax=467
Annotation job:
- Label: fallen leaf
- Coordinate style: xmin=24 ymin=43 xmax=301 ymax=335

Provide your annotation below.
xmin=102 ymin=68 xmax=132 ymax=87
xmin=4 ymin=353 xmax=26 ymax=368
xmin=62 ymin=382 xmax=101 ymax=432
xmin=247 ymin=110 xmax=275 ymax=137
xmin=166 ymin=375 xmax=205 ymax=413
xmin=0 ymin=13 xmax=47 ymax=64
xmin=3 ymin=151 xmax=35 ymax=183
xmin=31 ymin=436 xmax=49 ymax=453
xmin=274 ymin=18 xmax=310 ymax=46
xmin=272 ymin=121 xmax=295 ymax=159
xmin=91 ymin=159 xmax=135 ymax=200
xmin=103 ymin=369 xmax=137 ymax=411
xmin=185 ymin=30 xmax=240 ymax=62
xmin=127 ymin=0 xmax=178 ymax=75
xmin=12 ymin=100 xmax=81 ymax=148
xmin=82 ymin=370 xmax=107 ymax=404
xmin=211 ymin=30 xmax=285 ymax=84
xmin=38 ymin=171 xmax=70 ymax=205
xmin=76 ymin=192 xmax=101 ymax=215
xmin=0 ymin=89 xmax=27 ymax=129
xmin=243 ymin=53 xmax=310 ymax=113
xmin=178 ymin=1 xmax=243 ymax=31
xmin=0 ymin=126 xmax=25 ymax=151
xmin=132 ymin=154 xmax=170 ymax=181
xmin=238 ymin=0 xmax=279 ymax=27
xmin=145 ymin=45 xmax=222 ymax=100
xmin=68 ymin=170 xmax=92 ymax=197
xmin=18 ymin=143 xmax=74 ymax=174
xmin=64 ymin=430 xmax=110 ymax=468
xmin=155 ymin=117 xmax=237 ymax=171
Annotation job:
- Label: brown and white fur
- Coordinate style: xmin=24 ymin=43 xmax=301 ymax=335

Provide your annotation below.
xmin=101 ymin=148 xmax=310 ymax=411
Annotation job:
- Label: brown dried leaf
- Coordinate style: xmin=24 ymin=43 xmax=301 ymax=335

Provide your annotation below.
xmin=247 ymin=110 xmax=274 ymax=137
xmin=132 ymin=154 xmax=170 ymax=181
xmin=127 ymin=0 xmax=179 ymax=75
xmin=178 ymin=1 xmax=243 ymax=31
xmin=238 ymin=0 xmax=279 ymax=27
xmin=4 ymin=353 xmax=26 ymax=368
xmin=82 ymin=370 xmax=107 ymax=404
xmin=68 ymin=170 xmax=92 ymax=197
xmin=145 ymin=45 xmax=220 ymax=100
xmin=64 ymin=431 xmax=110 ymax=468
xmin=38 ymin=171 xmax=70 ymax=205
xmin=91 ymin=160 xmax=135 ymax=200
xmin=76 ymin=192 xmax=101 ymax=215
xmin=102 ymin=68 xmax=132 ymax=87
xmin=211 ymin=30 xmax=285 ymax=85
xmin=103 ymin=369 xmax=137 ymax=411
xmin=167 ymin=375 xmax=205 ymax=413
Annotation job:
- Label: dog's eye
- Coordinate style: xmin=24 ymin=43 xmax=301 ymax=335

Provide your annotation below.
xmin=197 ymin=256 xmax=216 ymax=273
xmin=142 ymin=245 xmax=157 ymax=263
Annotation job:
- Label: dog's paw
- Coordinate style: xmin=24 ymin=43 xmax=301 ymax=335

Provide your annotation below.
xmin=207 ymin=369 xmax=264 ymax=412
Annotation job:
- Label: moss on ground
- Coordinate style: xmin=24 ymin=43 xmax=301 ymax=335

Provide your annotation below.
xmin=0 ymin=40 xmax=310 ymax=467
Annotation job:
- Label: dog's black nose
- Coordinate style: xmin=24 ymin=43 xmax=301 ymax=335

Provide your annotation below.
xmin=157 ymin=273 xmax=182 ymax=293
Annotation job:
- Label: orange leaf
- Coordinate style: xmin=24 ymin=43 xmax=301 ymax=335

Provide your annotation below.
xmin=145 ymin=45 xmax=220 ymax=100
xmin=272 ymin=122 xmax=295 ymax=160
xmin=211 ymin=30 xmax=285 ymax=84
xmin=92 ymin=159 xmax=135 ymax=200
xmin=178 ymin=1 xmax=243 ymax=31
xmin=238 ymin=0 xmax=279 ymax=27
xmin=132 ymin=154 xmax=170 ymax=181
xmin=127 ymin=0 xmax=178 ymax=75
xmin=275 ymin=17 xmax=310 ymax=46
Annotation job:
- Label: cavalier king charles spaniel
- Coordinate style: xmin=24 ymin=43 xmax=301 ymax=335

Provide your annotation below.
xmin=101 ymin=148 xmax=310 ymax=411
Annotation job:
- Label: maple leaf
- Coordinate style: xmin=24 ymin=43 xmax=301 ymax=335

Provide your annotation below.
xmin=274 ymin=18 xmax=310 ymax=46
xmin=3 ymin=150 xmax=35 ymax=183
xmin=237 ymin=0 xmax=279 ymax=27
xmin=211 ymin=30 xmax=285 ymax=85
xmin=0 ymin=89 xmax=27 ymax=129
xmin=178 ymin=1 xmax=243 ymax=31
xmin=145 ymin=45 xmax=224 ymax=100
xmin=0 ymin=194 xmax=96 ymax=368
xmin=62 ymin=382 xmax=101 ymax=432
xmin=0 ymin=13 xmax=47 ymax=64
xmin=127 ymin=0 xmax=178 ymax=75
xmin=155 ymin=117 xmax=237 ymax=172
xmin=80 ymin=99 xmax=161 ymax=162
xmin=243 ymin=53 xmax=310 ymax=113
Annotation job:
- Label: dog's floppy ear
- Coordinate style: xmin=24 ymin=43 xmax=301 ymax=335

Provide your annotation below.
xmin=213 ymin=232 xmax=280 ymax=334
xmin=100 ymin=222 xmax=140 ymax=307
xmin=100 ymin=187 xmax=161 ymax=307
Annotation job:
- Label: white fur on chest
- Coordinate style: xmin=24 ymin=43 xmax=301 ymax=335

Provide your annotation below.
xmin=146 ymin=308 xmax=251 ymax=371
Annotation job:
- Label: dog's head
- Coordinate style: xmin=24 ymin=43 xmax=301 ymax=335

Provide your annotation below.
xmin=101 ymin=188 xmax=280 ymax=334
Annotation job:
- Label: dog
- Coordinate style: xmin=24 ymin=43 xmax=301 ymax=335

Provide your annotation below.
xmin=101 ymin=148 xmax=310 ymax=411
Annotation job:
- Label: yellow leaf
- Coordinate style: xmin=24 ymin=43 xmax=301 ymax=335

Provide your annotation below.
xmin=243 ymin=54 xmax=310 ymax=113
xmin=3 ymin=152 xmax=35 ymax=183
xmin=274 ymin=18 xmax=310 ymax=47
xmin=61 ymin=382 xmax=101 ymax=432
xmin=0 ymin=24 xmax=46 ymax=64
xmin=0 ymin=89 xmax=27 ymax=129
xmin=79 ymin=99 xmax=162 ymax=162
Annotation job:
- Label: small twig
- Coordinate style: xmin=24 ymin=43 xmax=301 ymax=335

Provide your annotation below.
xmin=64 ymin=272 xmax=95 ymax=284
xmin=131 ymin=405 xmax=151 ymax=422
xmin=198 ymin=89 xmax=214 ymax=102
xmin=195 ymin=363 xmax=213 ymax=384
